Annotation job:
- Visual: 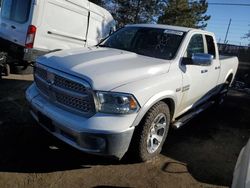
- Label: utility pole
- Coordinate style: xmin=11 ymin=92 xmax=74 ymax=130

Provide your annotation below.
xmin=224 ymin=18 xmax=232 ymax=44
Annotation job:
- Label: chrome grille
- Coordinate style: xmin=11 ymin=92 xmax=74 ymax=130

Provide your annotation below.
xmin=35 ymin=76 xmax=50 ymax=97
xmin=54 ymin=74 xmax=86 ymax=93
xmin=35 ymin=66 xmax=47 ymax=80
xmin=55 ymin=93 xmax=91 ymax=112
xmin=34 ymin=65 xmax=95 ymax=117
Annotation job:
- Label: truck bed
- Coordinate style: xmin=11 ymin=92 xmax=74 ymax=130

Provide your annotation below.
xmin=218 ymin=55 xmax=239 ymax=86
xmin=219 ymin=55 xmax=236 ymax=61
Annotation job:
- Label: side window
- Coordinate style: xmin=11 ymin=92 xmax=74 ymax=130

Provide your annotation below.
xmin=205 ymin=35 xmax=216 ymax=58
xmin=186 ymin=34 xmax=204 ymax=58
xmin=1 ymin=0 xmax=12 ymax=19
xmin=1 ymin=0 xmax=31 ymax=23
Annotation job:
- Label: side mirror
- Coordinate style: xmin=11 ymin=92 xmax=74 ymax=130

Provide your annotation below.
xmin=183 ymin=53 xmax=213 ymax=66
xmin=192 ymin=53 xmax=213 ymax=66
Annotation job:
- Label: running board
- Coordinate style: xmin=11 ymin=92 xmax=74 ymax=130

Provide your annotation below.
xmin=172 ymin=101 xmax=215 ymax=129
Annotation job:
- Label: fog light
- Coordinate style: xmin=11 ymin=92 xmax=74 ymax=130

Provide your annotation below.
xmin=80 ymin=135 xmax=106 ymax=151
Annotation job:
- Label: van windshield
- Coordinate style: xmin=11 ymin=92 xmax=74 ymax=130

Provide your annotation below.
xmin=99 ymin=27 xmax=185 ymax=60
xmin=1 ymin=0 xmax=31 ymax=23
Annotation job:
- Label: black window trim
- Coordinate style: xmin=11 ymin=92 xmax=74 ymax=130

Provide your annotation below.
xmin=185 ymin=33 xmax=205 ymax=58
xmin=205 ymin=34 xmax=216 ymax=59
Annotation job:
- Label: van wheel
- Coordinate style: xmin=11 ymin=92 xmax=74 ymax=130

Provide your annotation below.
xmin=3 ymin=64 xmax=10 ymax=76
xmin=11 ymin=64 xmax=33 ymax=75
xmin=132 ymin=101 xmax=170 ymax=162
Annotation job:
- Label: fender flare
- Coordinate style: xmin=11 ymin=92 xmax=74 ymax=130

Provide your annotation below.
xmin=224 ymin=69 xmax=234 ymax=84
xmin=132 ymin=90 xmax=177 ymax=127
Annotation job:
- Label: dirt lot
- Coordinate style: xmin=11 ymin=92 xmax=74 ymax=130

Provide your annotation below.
xmin=0 ymin=62 xmax=250 ymax=188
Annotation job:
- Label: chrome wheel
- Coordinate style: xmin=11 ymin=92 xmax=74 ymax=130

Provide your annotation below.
xmin=147 ymin=113 xmax=167 ymax=154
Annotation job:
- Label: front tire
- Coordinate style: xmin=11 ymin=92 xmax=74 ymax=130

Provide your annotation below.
xmin=132 ymin=101 xmax=170 ymax=162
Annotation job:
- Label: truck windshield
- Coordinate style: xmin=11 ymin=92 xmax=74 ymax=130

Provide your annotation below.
xmin=99 ymin=27 xmax=185 ymax=60
xmin=1 ymin=0 xmax=31 ymax=23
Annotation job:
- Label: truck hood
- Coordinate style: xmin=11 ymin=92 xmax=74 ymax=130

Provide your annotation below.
xmin=37 ymin=47 xmax=171 ymax=91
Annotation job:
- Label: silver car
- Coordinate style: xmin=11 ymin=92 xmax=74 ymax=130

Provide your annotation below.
xmin=232 ymin=138 xmax=250 ymax=188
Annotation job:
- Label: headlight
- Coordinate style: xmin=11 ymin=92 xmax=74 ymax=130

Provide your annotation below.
xmin=96 ymin=91 xmax=140 ymax=114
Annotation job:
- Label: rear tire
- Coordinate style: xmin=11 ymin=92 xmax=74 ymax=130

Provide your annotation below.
xmin=215 ymin=80 xmax=230 ymax=105
xmin=131 ymin=101 xmax=170 ymax=162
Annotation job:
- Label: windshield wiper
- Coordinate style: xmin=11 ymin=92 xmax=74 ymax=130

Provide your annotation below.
xmin=96 ymin=44 xmax=110 ymax=48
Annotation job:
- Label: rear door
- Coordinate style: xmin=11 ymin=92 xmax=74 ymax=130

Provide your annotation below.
xmin=202 ymin=35 xmax=220 ymax=94
xmin=35 ymin=0 xmax=89 ymax=50
xmin=0 ymin=0 xmax=33 ymax=46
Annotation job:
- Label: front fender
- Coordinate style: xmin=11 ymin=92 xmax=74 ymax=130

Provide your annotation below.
xmin=132 ymin=90 xmax=177 ymax=127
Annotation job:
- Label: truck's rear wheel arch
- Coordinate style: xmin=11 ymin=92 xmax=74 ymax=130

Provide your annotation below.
xmin=215 ymin=73 xmax=234 ymax=105
xmin=161 ymin=98 xmax=175 ymax=120
xmin=226 ymin=73 xmax=233 ymax=84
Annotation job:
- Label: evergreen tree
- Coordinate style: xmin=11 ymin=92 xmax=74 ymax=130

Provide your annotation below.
xmin=89 ymin=0 xmax=104 ymax=6
xmin=243 ymin=30 xmax=250 ymax=46
xmin=158 ymin=0 xmax=210 ymax=29
xmin=191 ymin=0 xmax=210 ymax=28
xmin=110 ymin=0 xmax=164 ymax=27
xmin=244 ymin=31 xmax=250 ymax=38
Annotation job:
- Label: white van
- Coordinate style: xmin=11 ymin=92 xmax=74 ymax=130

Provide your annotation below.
xmin=0 ymin=0 xmax=115 ymax=72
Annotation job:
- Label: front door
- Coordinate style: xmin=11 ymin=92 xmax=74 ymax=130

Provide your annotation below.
xmin=179 ymin=34 xmax=211 ymax=113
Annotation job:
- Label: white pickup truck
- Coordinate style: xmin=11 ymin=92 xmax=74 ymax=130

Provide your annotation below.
xmin=26 ymin=24 xmax=239 ymax=161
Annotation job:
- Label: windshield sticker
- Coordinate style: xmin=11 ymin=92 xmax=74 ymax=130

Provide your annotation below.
xmin=164 ymin=30 xmax=184 ymax=36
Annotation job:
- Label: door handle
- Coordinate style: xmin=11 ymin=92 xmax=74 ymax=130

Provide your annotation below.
xmin=11 ymin=25 xmax=16 ymax=29
xmin=201 ymin=70 xmax=208 ymax=74
xmin=215 ymin=66 xmax=221 ymax=70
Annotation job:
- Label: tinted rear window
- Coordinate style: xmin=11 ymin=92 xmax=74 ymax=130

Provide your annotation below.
xmin=205 ymin=35 xmax=216 ymax=58
xmin=1 ymin=0 xmax=31 ymax=23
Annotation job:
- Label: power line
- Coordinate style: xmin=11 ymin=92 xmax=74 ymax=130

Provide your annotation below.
xmin=208 ymin=3 xmax=250 ymax=7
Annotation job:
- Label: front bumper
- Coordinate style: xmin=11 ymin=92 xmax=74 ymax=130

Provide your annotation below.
xmin=26 ymin=84 xmax=136 ymax=159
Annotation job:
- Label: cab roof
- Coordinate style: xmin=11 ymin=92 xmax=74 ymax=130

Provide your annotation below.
xmin=126 ymin=24 xmax=214 ymax=36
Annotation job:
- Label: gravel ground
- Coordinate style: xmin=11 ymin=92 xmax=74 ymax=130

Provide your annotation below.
xmin=0 ymin=63 xmax=250 ymax=188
